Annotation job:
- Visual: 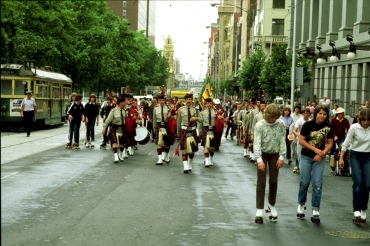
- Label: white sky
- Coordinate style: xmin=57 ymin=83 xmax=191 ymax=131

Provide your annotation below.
xmin=155 ymin=0 xmax=219 ymax=81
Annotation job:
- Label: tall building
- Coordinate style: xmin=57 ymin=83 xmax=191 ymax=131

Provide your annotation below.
xmin=163 ymin=35 xmax=175 ymax=90
xmin=106 ymin=0 xmax=156 ymax=45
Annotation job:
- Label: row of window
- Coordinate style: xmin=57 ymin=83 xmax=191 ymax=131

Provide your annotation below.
xmin=1 ymin=79 xmax=71 ymax=99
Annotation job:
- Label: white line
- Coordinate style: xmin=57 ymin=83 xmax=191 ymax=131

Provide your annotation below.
xmin=1 ymin=172 xmax=18 ymax=180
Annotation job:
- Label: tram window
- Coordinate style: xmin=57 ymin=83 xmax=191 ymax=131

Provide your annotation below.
xmin=53 ymin=83 xmax=60 ymax=98
xmin=14 ymin=80 xmax=26 ymax=95
xmin=1 ymin=80 xmax=12 ymax=95
xmin=63 ymin=85 xmax=71 ymax=99
xmin=38 ymin=81 xmax=49 ymax=98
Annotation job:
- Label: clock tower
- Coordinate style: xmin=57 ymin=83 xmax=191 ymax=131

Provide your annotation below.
xmin=163 ymin=35 xmax=175 ymax=90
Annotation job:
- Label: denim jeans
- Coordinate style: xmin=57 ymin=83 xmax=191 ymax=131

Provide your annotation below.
xmin=69 ymin=120 xmax=81 ymax=144
xmin=86 ymin=118 xmax=96 ymax=142
xmin=350 ymin=151 xmax=370 ymax=212
xmin=298 ymin=154 xmax=325 ymax=211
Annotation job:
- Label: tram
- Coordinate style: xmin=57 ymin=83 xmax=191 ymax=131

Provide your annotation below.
xmin=1 ymin=64 xmax=72 ymax=129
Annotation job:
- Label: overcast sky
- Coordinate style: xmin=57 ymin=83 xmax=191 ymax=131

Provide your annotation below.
xmin=155 ymin=0 xmax=219 ymax=81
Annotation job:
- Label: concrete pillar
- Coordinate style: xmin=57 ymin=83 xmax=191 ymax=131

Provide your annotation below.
xmin=353 ymin=0 xmax=370 ymax=34
xmin=338 ymin=0 xmax=357 ymax=39
xmin=315 ymin=0 xmax=330 ymax=45
xmin=299 ymin=0 xmax=310 ymax=49
xmin=326 ymin=0 xmax=343 ymax=43
xmin=306 ymin=0 xmax=319 ymax=48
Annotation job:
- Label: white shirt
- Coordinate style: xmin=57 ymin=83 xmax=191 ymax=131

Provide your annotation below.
xmin=21 ymin=97 xmax=37 ymax=111
xmin=319 ymin=98 xmax=331 ymax=105
xmin=341 ymin=123 xmax=370 ymax=153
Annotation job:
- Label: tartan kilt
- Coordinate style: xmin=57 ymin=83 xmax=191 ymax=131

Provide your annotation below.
xmin=201 ymin=129 xmax=215 ymax=147
xmin=154 ymin=125 xmax=175 ymax=146
xmin=109 ymin=125 xmax=130 ymax=147
xmin=214 ymin=131 xmax=222 ymax=148
xmin=126 ymin=129 xmax=137 ymax=146
xmin=180 ymin=129 xmax=199 ymax=150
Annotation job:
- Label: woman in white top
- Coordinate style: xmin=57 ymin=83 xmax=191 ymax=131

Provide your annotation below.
xmin=339 ymin=108 xmax=370 ymax=224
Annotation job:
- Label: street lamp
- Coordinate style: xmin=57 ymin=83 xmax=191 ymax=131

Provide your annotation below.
xmin=270 ymin=21 xmax=276 ymax=55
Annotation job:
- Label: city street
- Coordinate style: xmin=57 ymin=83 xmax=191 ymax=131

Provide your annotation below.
xmin=1 ymin=124 xmax=369 ymax=246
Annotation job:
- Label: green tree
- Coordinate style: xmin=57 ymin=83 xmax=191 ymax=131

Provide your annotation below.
xmin=237 ymin=48 xmax=266 ymax=97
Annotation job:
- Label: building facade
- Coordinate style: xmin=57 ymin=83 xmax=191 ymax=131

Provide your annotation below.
xmin=163 ymin=36 xmax=175 ymax=90
xmin=288 ymin=0 xmax=370 ymax=115
xmin=106 ymin=0 xmax=156 ymax=45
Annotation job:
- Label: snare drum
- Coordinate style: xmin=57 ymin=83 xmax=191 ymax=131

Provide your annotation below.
xmin=134 ymin=127 xmax=150 ymax=145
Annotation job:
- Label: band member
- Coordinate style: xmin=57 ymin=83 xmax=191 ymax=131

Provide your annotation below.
xmin=102 ymin=95 xmax=130 ymax=163
xmin=100 ymin=97 xmax=115 ymax=149
xmin=198 ymin=98 xmax=217 ymax=167
xmin=238 ymin=99 xmax=250 ymax=157
xmin=247 ymin=98 xmax=260 ymax=163
xmin=153 ymin=94 xmax=175 ymax=165
xmin=213 ymin=99 xmax=225 ymax=151
xmin=177 ymin=94 xmax=200 ymax=173
xmin=124 ymin=94 xmax=137 ymax=156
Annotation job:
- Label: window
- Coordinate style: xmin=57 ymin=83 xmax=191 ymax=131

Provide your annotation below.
xmin=37 ymin=81 xmax=50 ymax=98
xmin=1 ymin=80 xmax=12 ymax=95
xmin=272 ymin=19 xmax=284 ymax=35
xmin=273 ymin=0 xmax=285 ymax=9
xmin=63 ymin=84 xmax=72 ymax=99
xmin=52 ymin=83 xmax=60 ymax=98
xmin=14 ymin=80 xmax=27 ymax=95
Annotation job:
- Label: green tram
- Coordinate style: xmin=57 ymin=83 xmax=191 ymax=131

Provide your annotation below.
xmin=1 ymin=64 xmax=72 ymax=129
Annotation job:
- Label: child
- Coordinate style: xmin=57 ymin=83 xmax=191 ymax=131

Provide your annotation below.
xmin=66 ymin=94 xmax=87 ymax=149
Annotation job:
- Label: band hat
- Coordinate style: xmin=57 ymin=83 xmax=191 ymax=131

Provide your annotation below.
xmin=214 ymin=99 xmax=221 ymax=104
xmin=26 ymin=91 xmax=32 ymax=94
xmin=335 ymin=107 xmax=345 ymax=114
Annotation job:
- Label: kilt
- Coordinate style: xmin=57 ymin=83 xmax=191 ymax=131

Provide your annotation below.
xmin=201 ymin=127 xmax=215 ymax=147
xmin=126 ymin=129 xmax=137 ymax=146
xmin=214 ymin=131 xmax=222 ymax=148
xmin=109 ymin=124 xmax=130 ymax=147
xmin=154 ymin=123 xmax=175 ymax=146
xmin=180 ymin=129 xmax=199 ymax=150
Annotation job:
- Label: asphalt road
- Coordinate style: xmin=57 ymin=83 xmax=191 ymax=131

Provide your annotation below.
xmin=1 ymin=124 xmax=369 ymax=246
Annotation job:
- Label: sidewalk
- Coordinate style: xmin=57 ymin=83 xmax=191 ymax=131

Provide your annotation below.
xmin=1 ymin=123 xmax=103 ymax=164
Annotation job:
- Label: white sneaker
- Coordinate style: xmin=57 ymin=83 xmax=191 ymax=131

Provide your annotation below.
xmin=268 ymin=204 xmax=277 ymax=218
xmin=85 ymin=142 xmax=90 ymax=148
xmin=114 ymin=153 xmax=119 ymax=163
xmin=354 ymin=211 xmax=361 ymax=217
xmin=256 ymin=209 xmax=263 ymax=217
xmin=123 ymin=148 xmax=128 ymax=158
xmin=361 ymin=210 xmax=366 ymax=220
xmin=297 ymin=204 xmax=305 ymax=214
xmin=164 ymin=152 xmax=170 ymax=163
xmin=118 ymin=150 xmax=124 ymax=161
xmin=313 ymin=210 xmax=320 ymax=216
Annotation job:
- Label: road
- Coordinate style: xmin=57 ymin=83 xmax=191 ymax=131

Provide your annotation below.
xmin=1 ymin=124 xmax=369 ymax=245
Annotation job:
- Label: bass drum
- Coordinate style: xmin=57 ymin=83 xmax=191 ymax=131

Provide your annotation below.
xmin=135 ymin=127 xmax=150 ymax=145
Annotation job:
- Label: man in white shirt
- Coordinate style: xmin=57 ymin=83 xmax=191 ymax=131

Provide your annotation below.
xmin=319 ymin=96 xmax=330 ymax=106
xmin=20 ymin=91 xmax=38 ymax=137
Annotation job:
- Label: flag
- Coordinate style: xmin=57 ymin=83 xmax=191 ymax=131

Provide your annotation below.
xmin=199 ymin=77 xmax=214 ymax=109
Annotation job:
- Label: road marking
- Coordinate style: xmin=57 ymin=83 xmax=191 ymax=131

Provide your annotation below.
xmin=1 ymin=172 xmax=18 ymax=180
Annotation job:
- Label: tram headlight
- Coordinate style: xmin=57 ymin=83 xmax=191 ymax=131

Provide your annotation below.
xmin=2 ymin=105 xmax=7 ymax=112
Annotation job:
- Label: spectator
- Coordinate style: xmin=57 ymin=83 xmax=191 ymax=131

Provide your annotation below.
xmin=339 ymin=107 xmax=370 ymax=224
xmin=280 ymin=107 xmax=294 ymax=164
xmin=352 ymin=107 xmax=363 ymax=124
xmin=319 ymin=96 xmax=330 ymax=106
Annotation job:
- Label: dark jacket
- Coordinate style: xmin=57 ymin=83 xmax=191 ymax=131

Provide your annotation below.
xmin=100 ymin=103 xmax=115 ymax=121
xmin=85 ymin=102 xmax=99 ymax=120
xmin=67 ymin=102 xmax=86 ymax=121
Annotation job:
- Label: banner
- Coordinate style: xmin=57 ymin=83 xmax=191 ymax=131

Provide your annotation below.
xmin=199 ymin=77 xmax=214 ymax=109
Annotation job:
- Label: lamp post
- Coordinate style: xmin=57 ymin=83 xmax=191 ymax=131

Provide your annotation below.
xmin=270 ymin=21 xmax=276 ymax=55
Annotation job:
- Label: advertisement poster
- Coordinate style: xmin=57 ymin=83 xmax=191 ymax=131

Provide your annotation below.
xmin=10 ymin=99 xmax=22 ymax=116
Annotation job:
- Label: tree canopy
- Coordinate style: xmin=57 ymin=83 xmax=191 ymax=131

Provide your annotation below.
xmin=0 ymin=0 xmax=169 ymax=95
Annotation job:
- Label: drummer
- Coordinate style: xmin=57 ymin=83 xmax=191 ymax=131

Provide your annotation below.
xmin=153 ymin=94 xmax=175 ymax=165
